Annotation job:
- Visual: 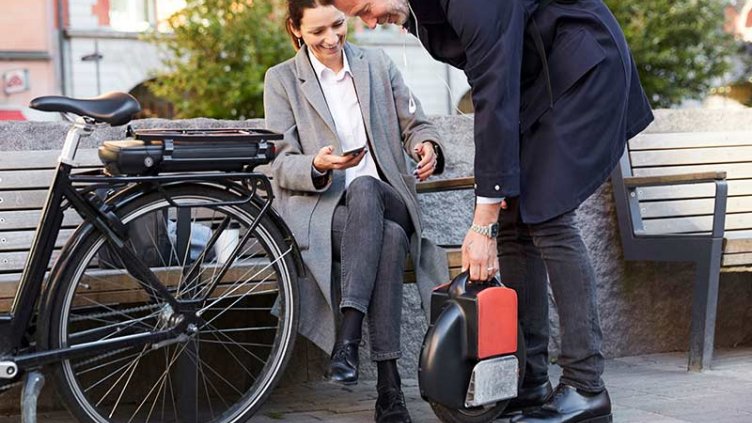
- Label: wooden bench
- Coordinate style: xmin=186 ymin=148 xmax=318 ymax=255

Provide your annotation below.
xmin=0 ymin=149 xmax=278 ymax=312
xmin=612 ymin=130 xmax=752 ymax=371
xmin=0 ymin=148 xmax=472 ymax=311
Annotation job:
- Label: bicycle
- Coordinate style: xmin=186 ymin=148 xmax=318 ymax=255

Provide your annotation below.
xmin=0 ymin=92 xmax=303 ymax=422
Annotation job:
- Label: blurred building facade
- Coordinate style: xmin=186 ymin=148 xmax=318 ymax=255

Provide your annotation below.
xmin=0 ymin=0 xmax=59 ymax=120
xmin=0 ymin=0 xmax=183 ymax=120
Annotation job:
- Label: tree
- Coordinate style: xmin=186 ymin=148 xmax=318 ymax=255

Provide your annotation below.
xmin=147 ymin=0 xmax=294 ymax=119
xmin=604 ymin=0 xmax=736 ymax=108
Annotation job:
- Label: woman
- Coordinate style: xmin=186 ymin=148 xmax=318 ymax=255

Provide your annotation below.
xmin=263 ymin=1 xmax=448 ymax=421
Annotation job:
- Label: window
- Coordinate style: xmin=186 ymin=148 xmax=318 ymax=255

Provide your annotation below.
xmin=109 ymin=0 xmax=156 ymax=32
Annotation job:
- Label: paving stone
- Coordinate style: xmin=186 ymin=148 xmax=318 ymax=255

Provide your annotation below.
xmin=0 ymin=349 xmax=749 ymax=422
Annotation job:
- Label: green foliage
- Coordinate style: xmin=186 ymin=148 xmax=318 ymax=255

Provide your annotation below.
xmin=604 ymin=0 xmax=736 ymax=108
xmin=147 ymin=0 xmax=294 ymax=119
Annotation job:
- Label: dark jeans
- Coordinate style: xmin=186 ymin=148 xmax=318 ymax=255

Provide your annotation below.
xmin=498 ymin=197 xmax=605 ymax=393
xmin=332 ymin=176 xmax=413 ymax=361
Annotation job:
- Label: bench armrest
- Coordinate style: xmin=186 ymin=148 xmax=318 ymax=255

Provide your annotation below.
xmin=624 ymin=171 xmax=728 ymax=238
xmin=416 ymin=176 xmax=475 ymax=194
xmin=623 ymin=171 xmax=726 ymax=188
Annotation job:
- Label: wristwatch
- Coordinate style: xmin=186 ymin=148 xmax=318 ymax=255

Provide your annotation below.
xmin=470 ymin=222 xmax=499 ymax=238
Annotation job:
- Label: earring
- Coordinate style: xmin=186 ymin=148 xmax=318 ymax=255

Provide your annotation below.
xmin=297 ymin=38 xmax=303 ymax=48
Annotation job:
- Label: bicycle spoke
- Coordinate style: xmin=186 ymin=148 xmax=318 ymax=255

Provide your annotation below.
xmin=182 ymin=347 xmax=244 ymax=397
xmin=204 ymin=329 xmax=256 ymax=381
xmin=93 ymin=345 xmax=149 ymax=407
xmin=52 ymin=188 xmax=297 ymax=422
xmin=123 ymin=341 xmax=191 ymax=421
xmin=203 ymin=322 xmax=269 ymax=367
xmin=188 ymin=238 xmax=262 ymax=301
xmin=198 ymin=339 xmax=274 ymax=348
xmin=198 ymin=247 xmax=290 ymax=323
xmin=75 ymin=350 xmax=145 ymax=377
xmin=69 ymin=310 xmax=160 ymax=342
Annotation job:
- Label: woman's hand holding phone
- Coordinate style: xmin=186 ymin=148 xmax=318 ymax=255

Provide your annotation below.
xmin=313 ymin=145 xmax=367 ymax=172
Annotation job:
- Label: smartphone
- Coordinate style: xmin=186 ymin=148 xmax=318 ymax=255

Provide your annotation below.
xmin=341 ymin=145 xmax=366 ymax=157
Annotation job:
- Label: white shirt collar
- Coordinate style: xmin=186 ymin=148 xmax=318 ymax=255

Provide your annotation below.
xmin=307 ymin=46 xmax=351 ymax=81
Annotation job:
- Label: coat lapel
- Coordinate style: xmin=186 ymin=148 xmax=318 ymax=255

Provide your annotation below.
xmin=347 ymin=44 xmax=375 ymax=147
xmin=294 ymin=46 xmax=339 ymax=140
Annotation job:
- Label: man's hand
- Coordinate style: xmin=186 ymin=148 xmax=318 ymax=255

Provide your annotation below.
xmin=313 ymin=145 xmax=366 ymax=172
xmin=462 ymin=202 xmax=503 ymax=281
xmin=462 ymin=230 xmax=499 ymax=281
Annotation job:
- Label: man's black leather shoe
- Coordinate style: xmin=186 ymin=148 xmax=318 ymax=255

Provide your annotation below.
xmin=501 ymin=380 xmax=554 ymax=416
xmin=375 ymin=388 xmax=412 ymax=423
xmin=510 ymin=384 xmax=612 ymax=423
xmin=325 ymin=339 xmax=359 ymax=385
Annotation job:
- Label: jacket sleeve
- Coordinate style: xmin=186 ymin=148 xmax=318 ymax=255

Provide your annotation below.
xmin=263 ymin=67 xmax=332 ymax=193
xmin=383 ymin=50 xmax=446 ymax=174
xmin=441 ymin=0 xmax=526 ymax=197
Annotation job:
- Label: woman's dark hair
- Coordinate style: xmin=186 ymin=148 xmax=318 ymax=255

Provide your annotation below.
xmin=287 ymin=0 xmax=325 ymax=51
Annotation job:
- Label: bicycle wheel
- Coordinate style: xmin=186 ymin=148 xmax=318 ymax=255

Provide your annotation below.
xmin=39 ymin=183 xmax=299 ymax=423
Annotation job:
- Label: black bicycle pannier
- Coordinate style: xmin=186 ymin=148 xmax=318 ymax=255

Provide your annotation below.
xmin=98 ymin=128 xmax=280 ymax=175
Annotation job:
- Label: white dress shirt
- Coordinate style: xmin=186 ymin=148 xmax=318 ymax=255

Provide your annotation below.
xmin=308 ymin=49 xmax=381 ymax=189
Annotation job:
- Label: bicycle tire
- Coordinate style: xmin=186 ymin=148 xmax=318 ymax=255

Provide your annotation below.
xmin=39 ymin=183 xmax=299 ymax=423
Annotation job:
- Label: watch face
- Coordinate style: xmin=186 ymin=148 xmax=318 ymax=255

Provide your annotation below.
xmin=490 ymin=223 xmax=499 ymax=238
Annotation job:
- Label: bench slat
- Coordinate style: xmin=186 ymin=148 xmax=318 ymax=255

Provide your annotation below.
xmin=629 ymin=131 xmax=752 ymax=150
xmin=722 ymin=252 xmax=752 ymax=267
xmin=0 ymin=166 xmax=104 ymax=190
xmin=0 ymin=190 xmax=52 ymax=211
xmin=0 ymin=170 xmax=63 ymax=190
xmin=0 ymin=229 xmax=75 ymax=251
xmin=642 ymin=212 xmax=752 ymax=234
xmin=635 ymin=179 xmax=752 ymax=201
xmin=0 ymin=250 xmax=61 ymax=273
xmin=725 ymin=237 xmax=752 ymax=254
xmin=630 ymin=146 xmax=752 ymax=167
xmin=0 ymin=210 xmax=83 ymax=231
xmin=632 ymin=163 xmax=752 ymax=180
xmin=0 ymin=149 xmax=100 ymax=170
xmin=640 ymin=196 xmax=752 ymax=218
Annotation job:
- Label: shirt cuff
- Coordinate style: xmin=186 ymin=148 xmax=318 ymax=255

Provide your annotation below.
xmin=311 ymin=165 xmax=331 ymax=190
xmin=476 ymin=196 xmax=505 ymax=205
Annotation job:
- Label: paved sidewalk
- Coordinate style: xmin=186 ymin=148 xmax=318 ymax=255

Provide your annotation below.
xmin=2 ymin=348 xmax=750 ymax=422
xmin=253 ymin=348 xmax=752 ymax=423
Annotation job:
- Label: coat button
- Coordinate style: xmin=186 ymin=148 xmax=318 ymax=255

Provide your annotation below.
xmin=474 ymin=184 xmax=477 ymax=189
xmin=494 ymin=185 xmax=500 ymax=191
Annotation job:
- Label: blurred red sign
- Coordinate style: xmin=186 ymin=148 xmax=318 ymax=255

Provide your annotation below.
xmin=0 ymin=110 xmax=26 ymax=121
xmin=3 ymin=69 xmax=30 ymax=95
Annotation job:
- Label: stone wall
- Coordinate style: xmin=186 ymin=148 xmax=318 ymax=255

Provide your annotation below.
xmin=0 ymin=110 xmax=751 ymax=412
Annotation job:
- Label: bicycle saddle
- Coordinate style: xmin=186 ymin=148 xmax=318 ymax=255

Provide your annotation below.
xmin=30 ymin=92 xmax=141 ymax=126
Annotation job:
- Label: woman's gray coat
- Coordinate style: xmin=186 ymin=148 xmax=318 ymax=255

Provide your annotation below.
xmin=263 ymin=42 xmax=449 ymax=353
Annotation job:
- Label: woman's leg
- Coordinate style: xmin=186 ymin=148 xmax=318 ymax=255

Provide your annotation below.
xmin=328 ymin=177 xmax=412 ymax=387
xmin=368 ymin=219 xmax=410 ymax=362
xmin=340 ymin=176 xmax=412 ymax=315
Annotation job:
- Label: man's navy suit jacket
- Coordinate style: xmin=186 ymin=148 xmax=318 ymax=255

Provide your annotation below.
xmin=407 ymin=0 xmax=654 ymax=223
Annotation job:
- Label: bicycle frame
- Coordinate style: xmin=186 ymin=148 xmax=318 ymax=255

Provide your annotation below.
xmin=0 ymin=118 xmax=282 ymax=372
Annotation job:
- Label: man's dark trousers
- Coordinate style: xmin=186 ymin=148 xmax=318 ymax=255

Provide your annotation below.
xmin=499 ymin=197 xmax=605 ymax=393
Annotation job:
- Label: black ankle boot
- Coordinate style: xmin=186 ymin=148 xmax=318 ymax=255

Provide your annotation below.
xmin=325 ymin=339 xmax=359 ymax=385
xmin=375 ymin=388 xmax=412 ymax=423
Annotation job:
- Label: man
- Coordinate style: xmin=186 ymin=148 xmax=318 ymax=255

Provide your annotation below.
xmin=325 ymin=0 xmax=653 ymax=422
